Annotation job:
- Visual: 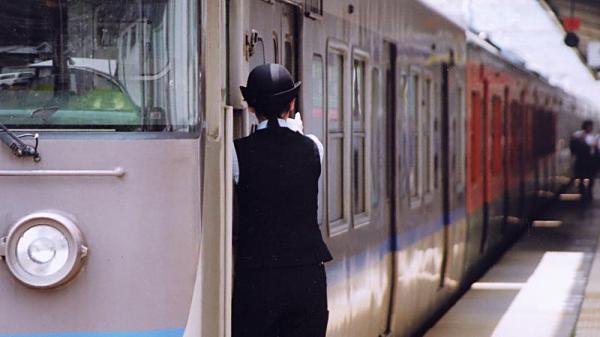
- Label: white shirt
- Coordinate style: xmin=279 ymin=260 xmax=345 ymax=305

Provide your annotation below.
xmin=232 ymin=118 xmax=324 ymax=184
xmin=573 ymin=130 xmax=599 ymax=151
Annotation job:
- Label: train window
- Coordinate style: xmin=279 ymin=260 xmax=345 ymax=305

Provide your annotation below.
xmin=352 ymin=60 xmax=366 ymax=127
xmin=471 ymin=92 xmax=481 ymax=183
xmin=423 ymin=78 xmax=434 ymax=195
xmin=456 ymin=87 xmax=465 ymax=189
xmin=510 ymin=101 xmax=520 ymax=170
xmin=305 ymin=0 xmax=323 ymax=17
xmin=492 ymin=96 xmax=503 ymax=174
xmin=130 ymin=26 xmax=137 ymax=49
xmin=327 ymin=50 xmax=346 ymax=230
xmin=273 ymin=36 xmax=279 ymax=64
xmin=285 ymin=40 xmax=294 ymax=75
xmin=409 ymin=73 xmax=421 ymax=200
xmin=328 ymin=54 xmax=344 ymax=132
xmin=352 ymin=58 xmax=368 ymax=223
xmin=371 ymin=68 xmax=381 ymax=209
xmin=312 ymin=55 xmax=325 ymax=119
xmin=249 ymin=36 xmax=267 ymax=70
xmin=313 ymin=54 xmax=325 ymax=226
xmin=0 ymin=0 xmax=200 ymax=132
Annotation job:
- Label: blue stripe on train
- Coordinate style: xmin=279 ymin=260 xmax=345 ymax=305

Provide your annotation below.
xmin=0 ymin=328 xmax=183 ymax=337
xmin=326 ymin=207 xmax=467 ymax=285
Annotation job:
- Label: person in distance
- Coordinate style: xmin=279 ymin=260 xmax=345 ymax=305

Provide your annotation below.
xmin=570 ymin=119 xmax=597 ymax=202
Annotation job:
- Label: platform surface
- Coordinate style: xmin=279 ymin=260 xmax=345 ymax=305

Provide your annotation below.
xmin=425 ymin=196 xmax=600 ymax=337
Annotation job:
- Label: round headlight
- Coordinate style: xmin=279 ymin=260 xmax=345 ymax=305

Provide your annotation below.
xmin=1 ymin=212 xmax=88 ymax=289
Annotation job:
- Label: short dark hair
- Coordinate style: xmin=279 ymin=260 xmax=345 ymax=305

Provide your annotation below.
xmin=252 ymin=97 xmax=293 ymax=120
xmin=582 ymin=120 xmax=594 ymax=130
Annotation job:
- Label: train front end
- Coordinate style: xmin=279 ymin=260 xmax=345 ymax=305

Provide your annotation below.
xmin=0 ymin=1 xmax=224 ymax=336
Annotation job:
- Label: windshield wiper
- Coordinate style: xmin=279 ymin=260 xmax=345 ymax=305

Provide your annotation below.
xmin=31 ymin=106 xmax=60 ymax=120
xmin=0 ymin=122 xmax=41 ymax=162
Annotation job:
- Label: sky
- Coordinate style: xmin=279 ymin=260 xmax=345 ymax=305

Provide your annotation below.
xmin=420 ymin=0 xmax=600 ymax=111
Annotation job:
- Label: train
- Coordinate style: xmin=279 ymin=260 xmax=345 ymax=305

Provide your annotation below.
xmin=0 ymin=0 xmax=595 ymax=337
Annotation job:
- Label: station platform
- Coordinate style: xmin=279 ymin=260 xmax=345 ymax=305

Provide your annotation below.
xmin=425 ymin=189 xmax=600 ymax=337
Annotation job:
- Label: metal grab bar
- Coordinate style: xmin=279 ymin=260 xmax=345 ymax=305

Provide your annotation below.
xmin=0 ymin=167 xmax=125 ymax=177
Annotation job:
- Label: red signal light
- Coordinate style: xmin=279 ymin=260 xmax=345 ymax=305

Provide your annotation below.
xmin=563 ymin=17 xmax=581 ymax=31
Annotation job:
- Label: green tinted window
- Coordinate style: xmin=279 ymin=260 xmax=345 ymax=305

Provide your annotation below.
xmin=0 ymin=0 xmax=199 ymax=132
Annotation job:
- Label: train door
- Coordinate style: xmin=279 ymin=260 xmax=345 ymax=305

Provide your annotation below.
xmin=439 ymin=61 xmax=452 ymax=286
xmin=248 ymin=1 xmax=298 ymax=75
xmin=480 ymin=80 xmax=490 ymax=253
xmin=244 ymin=0 xmax=300 ymax=135
xmin=382 ymin=40 xmax=398 ymax=337
xmin=280 ymin=4 xmax=298 ymax=79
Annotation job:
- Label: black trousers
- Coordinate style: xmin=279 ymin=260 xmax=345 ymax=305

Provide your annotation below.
xmin=232 ymin=264 xmax=328 ymax=337
xmin=575 ymin=161 xmax=596 ymax=201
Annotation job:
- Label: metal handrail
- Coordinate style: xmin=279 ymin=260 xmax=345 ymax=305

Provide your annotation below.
xmin=0 ymin=167 xmax=125 ymax=177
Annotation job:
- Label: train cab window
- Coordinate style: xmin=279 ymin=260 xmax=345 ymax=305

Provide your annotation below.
xmin=327 ymin=50 xmax=346 ymax=232
xmin=352 ymin=58 xmax=368 ymax=224
xmin=312 ymin=54 xmax=325 ymax=225
xmin=409 ymin=73 xmax=421 ymax=200
xmin=0 ymin=0 xmax=200 ymax=132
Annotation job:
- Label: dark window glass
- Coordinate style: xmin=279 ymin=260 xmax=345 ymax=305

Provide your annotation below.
xmin=352 ymin=58 xmax=367 ymax=217
xmin=353 ymin=135 xmax=366 ymax=214
xmin=328 ymin=136 xmax=344 ymax=223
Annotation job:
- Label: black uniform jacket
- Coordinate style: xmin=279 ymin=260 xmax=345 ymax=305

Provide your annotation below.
xmin=234 ymin=126 xmax=333 ymax=269
xmin=570 ymin=133 xmax=596 ymax=176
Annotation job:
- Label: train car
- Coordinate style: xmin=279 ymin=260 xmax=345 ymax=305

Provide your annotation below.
xmin=0 ymin=1 xmax=229 ymax=337
xmin=0 ymin=1 xmax=593 ymax=337
xmin=228 ymin=1 xmax=470 ymax=336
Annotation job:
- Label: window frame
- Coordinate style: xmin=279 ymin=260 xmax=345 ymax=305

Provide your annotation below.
xmin=325 ymin=39 xmax=350 ymax=237
xmin=351 ymin=47 xmax=371 ymax=228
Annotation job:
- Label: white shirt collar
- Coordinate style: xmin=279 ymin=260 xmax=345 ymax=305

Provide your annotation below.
xmin=256 ymin=118 xmax=291 ymax=131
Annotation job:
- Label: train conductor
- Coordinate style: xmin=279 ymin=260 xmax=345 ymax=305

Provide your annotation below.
xmin=232 ymin=63 xmax=333 ymax=337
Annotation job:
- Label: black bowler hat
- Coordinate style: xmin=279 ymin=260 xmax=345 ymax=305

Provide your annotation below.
xmin=240 ymin=64 xmax=301 ymax=105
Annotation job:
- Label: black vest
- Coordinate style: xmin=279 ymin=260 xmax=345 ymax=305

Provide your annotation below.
xmin=234 ymin=127 xmax=333 ymax=269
